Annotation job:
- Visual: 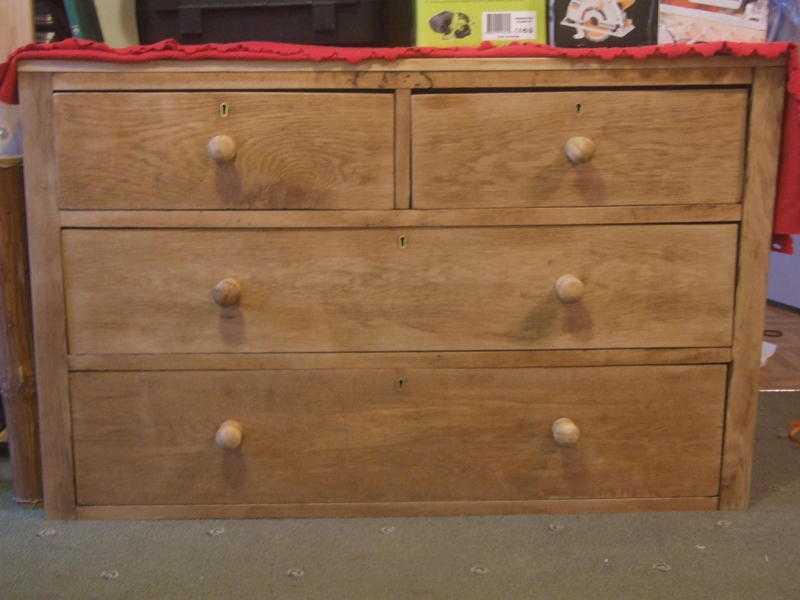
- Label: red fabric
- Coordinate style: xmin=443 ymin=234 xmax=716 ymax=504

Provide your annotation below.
xmin=1 ymin=38 xmax=798 ymax=252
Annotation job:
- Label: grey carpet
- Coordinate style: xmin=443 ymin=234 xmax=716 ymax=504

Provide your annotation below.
xmin=1 ymin=393 xmax=798 ymax=600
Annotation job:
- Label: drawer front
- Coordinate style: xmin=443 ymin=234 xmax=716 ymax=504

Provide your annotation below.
xmin=63 ymin=224 xmax=737 ymax=354
xmin=53 ymin=92 xmax=395 ymax=209
xmin=412 ymin=89 xmax=747 ymax=208
xmin=72 ymin=365 xmax=726 ymax=506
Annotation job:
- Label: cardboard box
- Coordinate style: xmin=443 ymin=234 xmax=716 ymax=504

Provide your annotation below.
xmin=415 ymin=0 xmax=548 ymax=46
xmin=550 ymin=0 xmax=658 ymax=47
xmin=658 ymin=0 xmax=768 ymax=44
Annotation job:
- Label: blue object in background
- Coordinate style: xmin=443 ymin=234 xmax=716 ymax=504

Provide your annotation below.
xmin=0 ymin=105 xmax=23 ymax=157
xmin=769 ymin=0 xmax=800 ymax=41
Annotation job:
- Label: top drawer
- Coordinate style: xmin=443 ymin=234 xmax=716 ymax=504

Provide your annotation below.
xmin=53 ymin=92 xmax=395 ymax=210
xmin=412 ymin=89 xmax=747 ymax=209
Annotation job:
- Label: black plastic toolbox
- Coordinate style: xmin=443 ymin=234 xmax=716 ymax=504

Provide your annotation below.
xmin=136 ymin=0 xmax=386 ymax=46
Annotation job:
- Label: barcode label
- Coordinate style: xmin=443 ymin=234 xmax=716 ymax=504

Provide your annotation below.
xmin=486 ymin=13 xmax=512 ymax=34
xmin=482 ymin=11 xmax=538 ymax=41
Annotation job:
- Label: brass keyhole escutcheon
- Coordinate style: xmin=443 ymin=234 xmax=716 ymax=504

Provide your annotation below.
xmin=219 ymin=102 xmax=230 ymax=118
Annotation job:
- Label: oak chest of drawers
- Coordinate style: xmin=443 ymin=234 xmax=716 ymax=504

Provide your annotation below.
xmin=18 ymin=56 xmax=785 ymax=519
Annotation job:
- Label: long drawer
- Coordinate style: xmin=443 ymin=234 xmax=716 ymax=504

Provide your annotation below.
xmin=62 ymin=224 xmax=737 ymax=355
xmin=412 ymin=89 xmax=747 ymax=208
xmin=53 ymin=92 xmax=395 ymax=210
xmin=71 ymin=365 xmax=726 ymax=506
xmin=62 ymin=224 xmax=737 ymax=354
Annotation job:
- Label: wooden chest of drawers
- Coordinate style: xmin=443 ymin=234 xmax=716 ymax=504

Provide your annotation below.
xmin=18 ymin=56 xmax=785 ymax=519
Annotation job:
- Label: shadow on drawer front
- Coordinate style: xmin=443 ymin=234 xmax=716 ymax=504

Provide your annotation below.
xmin=412 ymin=89 xmax=747 ymax=208
xmin=62 ymin=224 xmax=737 ymax=354
xmin=53 ymin=92 xmax=395 ymax=210
xmin=71 ymin=365 xmax=726 ymax=506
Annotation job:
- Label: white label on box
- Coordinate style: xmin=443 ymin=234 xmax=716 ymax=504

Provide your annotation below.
xmin=660 ymin=3 xmax=766 ymax=30
xmin=482 ymin=11 xmax=537 ymax=41
xmin=688 ymin=0 xmax=746 ymax=9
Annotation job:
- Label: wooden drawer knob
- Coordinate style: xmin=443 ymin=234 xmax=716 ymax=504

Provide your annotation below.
xmin=552 ymin=417 xmax=580 ymax=447
xmin=208 ymin=135 xmax=237 ymax=163
xmin=212 ymin=278 xmax=241 ymax=307
xmin=215 ymin=420 xmax=243 ymax=450
xmin=555 ymin=274 xmax=585 ymax=304
xmin=564 ymin=136 xmax=596 ymax=164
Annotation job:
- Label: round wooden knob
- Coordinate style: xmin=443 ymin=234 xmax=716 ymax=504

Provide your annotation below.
xmin=207 ymin=134 xmax=237 ymax=163
xmin=215 ymin=420 xmax=243 ymax=450
xmin=564 ymin=136 xmax=596 ymax=164
xmin=552 ymin=418 xmax=580 ymax=447
xmin=212 ymin=278 xmax=241 ymax=307
xmin=555 ymin=274 xmax=585 ymax=304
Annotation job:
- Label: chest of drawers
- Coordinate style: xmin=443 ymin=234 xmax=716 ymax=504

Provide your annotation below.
xmin=18 ymin=56 xmax=785 ymax=519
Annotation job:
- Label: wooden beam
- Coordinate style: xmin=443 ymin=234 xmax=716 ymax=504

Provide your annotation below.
xmin=719 ymin=67 xmax=787 ymax=510
xmin=394 ymin=89 xmax=411 ymax=208
xmin=0 ymin=156 xmax=42 ymax=505
xmin=0 ymin=0 xmax=34 ymax=60
xmin=47 ymin=67 xmax=755 ymax=91
xmin=19 ymin=72 xmax=76 ymax=519
xmin=67 ymin=348 xmax=733 ymax=372
xmin=20 ymin=56 xmax=785 ymax=73
xmin=76 ymin=496 xmax=719 ymax=520
xmin=60 ymin=204 xmax=743 ymax=229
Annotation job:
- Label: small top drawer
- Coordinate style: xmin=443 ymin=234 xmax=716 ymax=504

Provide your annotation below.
xmin=411 ymin=89 xmax=747 ymax=209
xmin=53 ymin=92 xmax=395 ymax=210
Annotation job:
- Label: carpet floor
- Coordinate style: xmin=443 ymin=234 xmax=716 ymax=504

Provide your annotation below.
xmin=1 ymin=393 xmax=798 ymax=600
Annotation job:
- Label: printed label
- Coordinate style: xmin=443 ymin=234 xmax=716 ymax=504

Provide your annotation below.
xmin=482 ymin=11 xmax=537 ymax=40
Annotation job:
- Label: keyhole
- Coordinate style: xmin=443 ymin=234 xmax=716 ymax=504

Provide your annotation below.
xmin=219 ymin=103 xmax=230 ymax=117
xmin=399 ymin=235 xmax=407 ymax=249
xmin=396 ymin=377 xmax=406 ymax=389
xmin=576 ymin=103 xmax=582 ymax=113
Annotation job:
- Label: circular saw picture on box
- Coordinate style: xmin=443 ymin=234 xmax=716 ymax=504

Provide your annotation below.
xmin=551 ymin=0 xmax=658 ymax=46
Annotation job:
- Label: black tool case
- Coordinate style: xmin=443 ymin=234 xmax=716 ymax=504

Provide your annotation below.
xmin=136 ymin=0 xmax=386 ymax=46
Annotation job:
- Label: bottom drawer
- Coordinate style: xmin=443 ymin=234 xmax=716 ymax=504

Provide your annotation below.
xmin=71 ymin=365 xmax=726 ymax=506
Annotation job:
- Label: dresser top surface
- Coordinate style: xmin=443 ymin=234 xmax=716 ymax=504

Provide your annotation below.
xmin=17 ymin=54 xmax=786 ymax=74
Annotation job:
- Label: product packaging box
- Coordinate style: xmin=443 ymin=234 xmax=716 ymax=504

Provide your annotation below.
xmin=415 ymin=0 xmax=548 ymax=46
xmin=658 ymin=0 xmax=768 ymax=44
xmin=550 ymin=0 xmax=658 ymax=47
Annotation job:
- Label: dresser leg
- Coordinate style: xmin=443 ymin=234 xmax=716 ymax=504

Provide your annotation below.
xmin=719 ymin=67 xmax=786 ymax=510
xmin=19 ymin=72 xmax=76 ymax=519
xmin=0 ymin=157 xmax=42 ymax=505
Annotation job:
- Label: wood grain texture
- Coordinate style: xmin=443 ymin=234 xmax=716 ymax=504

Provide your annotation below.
xmin=0 ymin=157 xmax=23 ymax=168
xmin=18 ymin=72 xmax=76 ymax=519
xmin=53 ymin=92 xmax=395 ymax=210
xmin=71 ymin=365 xmax=727 ymax=506
xmin=0 ymin=156 xmax=42 ymax=504
xmin=76 ymin=496 xmax=719 ymax=520
xmin=720 ymin=67 xmax=786 ymax=510
xmin=394 ymin=89 xmax=411 ymax=209
xmin=18 ymin=56 xmax=787 ymax=519
xmin=21 ymin=55 xmax=783 ymax=73
xmin=48 ymin=67 xmax=755 ymax=91
xmin=59 ymin=204 xmax=743 ymax=229
xmin=67 ymin=348 xmax=733 ymax=372
xmin=0 ymin=0 xmax=34 ymax=60
xmin=413 ymin=89 xmax=748 ymax=208
xmin=62 ymin=225 xmax=737 ymax=354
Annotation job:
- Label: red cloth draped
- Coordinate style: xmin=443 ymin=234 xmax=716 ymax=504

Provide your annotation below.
xmin=1 ymin=38 xmax=798 ymax=252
